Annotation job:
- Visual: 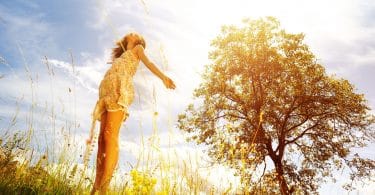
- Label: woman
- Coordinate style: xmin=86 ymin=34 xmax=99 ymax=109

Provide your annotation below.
xmin=88 ymin=32 xmax=176 ymax=194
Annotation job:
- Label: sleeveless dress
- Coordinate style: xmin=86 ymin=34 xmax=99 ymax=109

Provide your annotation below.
xmin=91 ymin=49 xmax=140 ymax=123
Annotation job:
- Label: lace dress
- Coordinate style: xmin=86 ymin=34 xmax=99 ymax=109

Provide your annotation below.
xmin=91 ymin=50 xmax=140 ymax=123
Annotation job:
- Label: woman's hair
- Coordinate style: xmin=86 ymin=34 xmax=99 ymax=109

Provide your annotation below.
xmin=111 ymin=33 xmax=146 ymax=61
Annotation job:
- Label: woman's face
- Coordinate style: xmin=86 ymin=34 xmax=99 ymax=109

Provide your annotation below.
xmin=127 ymin=33 xmax=141 ymax=45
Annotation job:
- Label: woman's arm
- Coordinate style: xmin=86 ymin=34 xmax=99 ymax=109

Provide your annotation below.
xmin=134 ymin=45 xmax=176 ymax=89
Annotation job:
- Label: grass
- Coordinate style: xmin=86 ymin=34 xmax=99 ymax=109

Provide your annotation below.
xmin=0 ymin=132 xmax=78 ymax=194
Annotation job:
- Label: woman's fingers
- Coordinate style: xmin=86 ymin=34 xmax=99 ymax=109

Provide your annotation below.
xmin=170 ymin=80 xmax=176 ymax=89
xmin=166 ymin=78 xmax=176 ymax=89
xmin=163 ymin=76 xmax=175 ymax=89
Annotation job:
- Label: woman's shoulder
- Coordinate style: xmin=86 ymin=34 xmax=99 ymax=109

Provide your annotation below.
xmin=127 ymin=48 xmax=140 ymax=61
xmin=132 ymin=44 xmax=146 ymax=55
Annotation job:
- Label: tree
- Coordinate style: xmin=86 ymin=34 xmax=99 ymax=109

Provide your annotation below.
xmin=177 ymin=17 xmax=375 ymax=194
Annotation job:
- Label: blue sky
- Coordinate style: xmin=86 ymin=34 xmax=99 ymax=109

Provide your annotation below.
xmin=0 ymin=0 xmax=374 ymax=193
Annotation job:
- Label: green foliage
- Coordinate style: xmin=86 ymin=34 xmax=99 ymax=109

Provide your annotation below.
xmin=0 ymin=132 xmax=79 ymax=194
xmin=178 ymin=16 xmax=375 ymax=194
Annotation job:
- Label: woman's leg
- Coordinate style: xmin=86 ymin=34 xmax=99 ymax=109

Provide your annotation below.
xmin=91 ymin=111 xmax=108 ymax=195
xmin=97 ymin=110 xmax=126 ymax=194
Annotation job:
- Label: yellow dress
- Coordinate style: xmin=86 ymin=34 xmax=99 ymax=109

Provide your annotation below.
xmin=91 ymin=50 xmax=140 ymax=123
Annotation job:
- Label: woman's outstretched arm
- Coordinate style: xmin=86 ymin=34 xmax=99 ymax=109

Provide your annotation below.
xmin=134 ymin=44 xmax=176 ymax=89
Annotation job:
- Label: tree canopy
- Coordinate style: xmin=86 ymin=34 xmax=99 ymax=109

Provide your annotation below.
xmin=178 ymin=17 xmax=375 ymax=194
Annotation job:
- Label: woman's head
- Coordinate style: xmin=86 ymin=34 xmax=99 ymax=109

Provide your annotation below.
xmin=111 ymin=32 xmax=146 ymax=60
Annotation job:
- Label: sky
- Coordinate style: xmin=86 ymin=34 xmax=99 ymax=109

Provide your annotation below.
xmin=0 ymin=0 xmax=374 ymax=194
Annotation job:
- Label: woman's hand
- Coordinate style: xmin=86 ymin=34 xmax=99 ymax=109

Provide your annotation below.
xmin=163 ymin=76 xmax=176 ymax=89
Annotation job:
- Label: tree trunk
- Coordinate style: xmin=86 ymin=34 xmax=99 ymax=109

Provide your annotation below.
xmin=275 ymin=160 xmax=289 ymax=195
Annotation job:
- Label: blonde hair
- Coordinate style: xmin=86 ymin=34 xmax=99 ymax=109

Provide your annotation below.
xmin=111 ymin=32 xmax=146 ymax=61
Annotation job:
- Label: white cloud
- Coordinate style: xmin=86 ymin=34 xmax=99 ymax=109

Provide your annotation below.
xmin=47 ymin=59 xmax=101 ymax=93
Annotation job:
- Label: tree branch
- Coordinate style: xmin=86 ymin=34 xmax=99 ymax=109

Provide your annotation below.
xmin=285 ymin=122 xmax=320 ymax=145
